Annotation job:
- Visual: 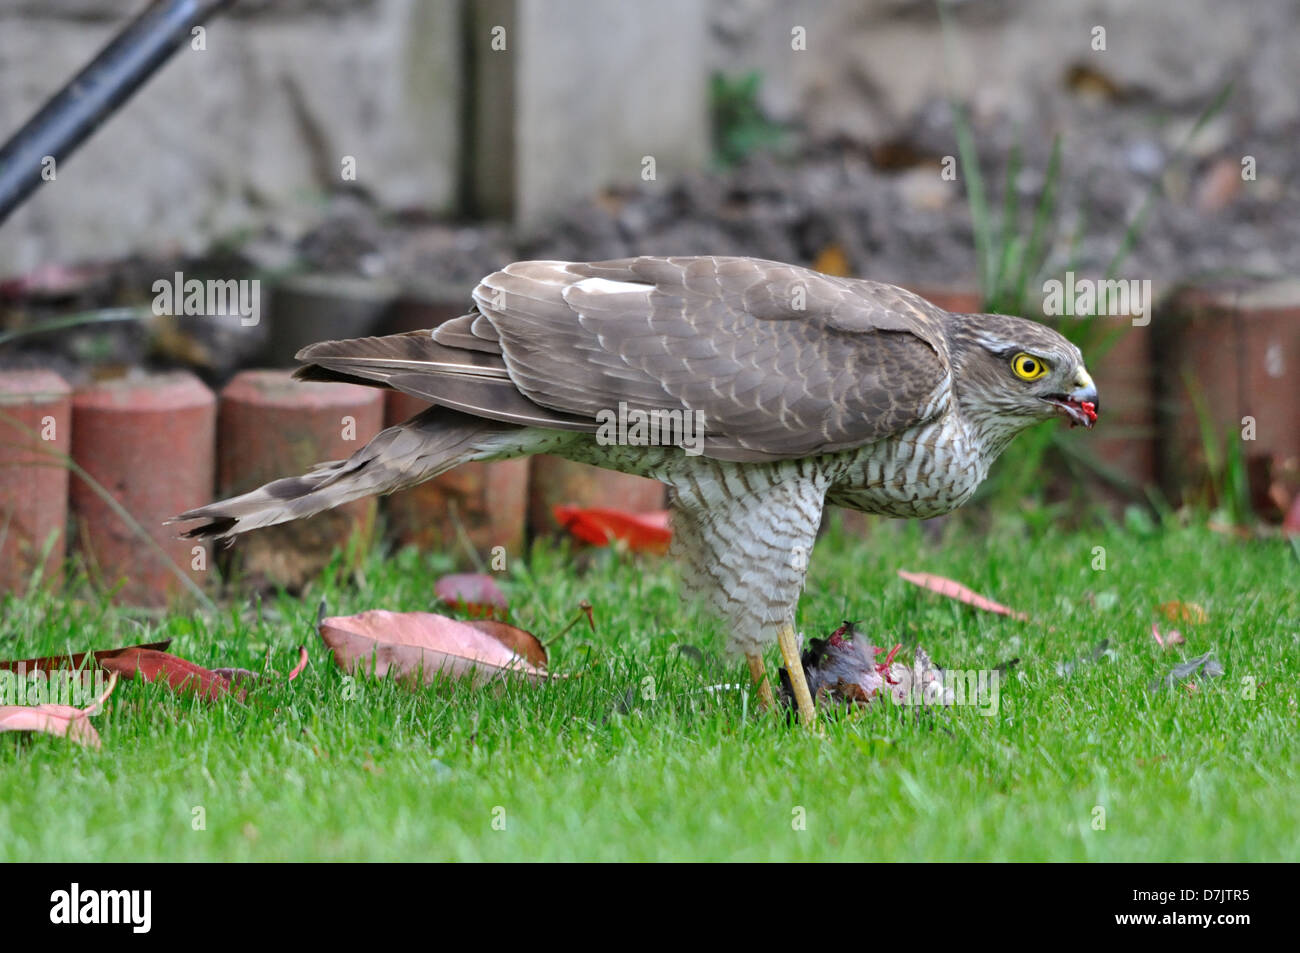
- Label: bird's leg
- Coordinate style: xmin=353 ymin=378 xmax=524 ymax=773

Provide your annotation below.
xmin=777 ymin=623 xmax=817 ymax=727
xmin=746 ymin=653 xmax=774 ymax=711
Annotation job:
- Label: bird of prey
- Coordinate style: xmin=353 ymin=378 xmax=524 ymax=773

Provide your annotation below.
xmin=175 ymin=256 xmax=1098 ymax=725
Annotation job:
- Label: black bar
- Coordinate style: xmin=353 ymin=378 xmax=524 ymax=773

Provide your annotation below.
xmin=0 ymin=0 xmax=236 ymax=225
xmin=1 ymin=863 xmax=1276 ymax=938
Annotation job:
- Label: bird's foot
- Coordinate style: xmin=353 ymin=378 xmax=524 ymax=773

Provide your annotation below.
xmin=778 ymin=623 xmax=817 ymax=728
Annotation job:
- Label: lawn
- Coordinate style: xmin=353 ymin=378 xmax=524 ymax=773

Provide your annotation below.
xmin=1 ymin=513 xmax=1296 ymax=862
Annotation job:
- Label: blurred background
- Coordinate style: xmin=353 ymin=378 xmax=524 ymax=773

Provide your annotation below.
xmin=0 ymin=0 xmax=1297 ymax=604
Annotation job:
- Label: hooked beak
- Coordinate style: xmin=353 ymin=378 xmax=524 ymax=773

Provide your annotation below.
xmin=1042 ymin=367 xmax=1099 ymax=429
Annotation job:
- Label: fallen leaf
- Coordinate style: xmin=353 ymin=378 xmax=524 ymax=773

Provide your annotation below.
xmin=435 ymin=573 xmax=508 ymax=618
xmin=1150 ymin=623 xmax=1186 ymax=650
xmin=288 ymin=646 xmax=309 ymax=682
xmin=319 ymin=610 xmax=553 ymax=689
xmin=0 ymin=672 xmax=118 ymax=749
xmin=0 ymin=705 xmax=101 ymax=747
xmin=463 ymin=619 xmax=548 ymax=668
xmin=1 ymin=641 xmax=240 ymax=702
xmin=897 ymin=570 xmax=1029 ymax=621
xmin=553 ymin=505 xmax=672 ymax=554
xmin=0 ymin=640 xmax=172 ymax=673
xmin=99 ymin=649 xmax=243 ymax=702
xmin=1157 ymin=601 xmax=1208 ymax=625
xmin=211 ymin=667 xmax=259 ymax=688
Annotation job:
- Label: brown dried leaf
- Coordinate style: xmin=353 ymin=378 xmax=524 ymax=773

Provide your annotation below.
xmin=897 ymin=570 xmax=1029 ymax=621
xmin=1157 ymin=601 xmax=1208 ymax=625
xmin=319 ymin=610 xmax=552 ymax=689
xmin=463 ymin=619 xmax=548 ymax=669
xmin=0 ymin=640 xmax=172 ymax=673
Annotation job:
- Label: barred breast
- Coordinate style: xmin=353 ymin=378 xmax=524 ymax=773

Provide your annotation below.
xmin=824 ymin=414 xmax=989 ymax=519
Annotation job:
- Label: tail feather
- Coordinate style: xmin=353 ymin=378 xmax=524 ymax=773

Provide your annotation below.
xmin=293 ymin=329 xmax=595 ymax=434
xmin=171 ymin=406 xmax=520 ymax=540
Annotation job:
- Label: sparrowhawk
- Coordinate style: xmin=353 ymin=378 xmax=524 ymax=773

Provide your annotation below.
xmin=175 ymin=256 xmax=1099 ymax=724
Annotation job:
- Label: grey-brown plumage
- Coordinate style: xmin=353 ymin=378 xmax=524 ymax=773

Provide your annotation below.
xmin=175 ymin=256 xmax=1098 ymax=655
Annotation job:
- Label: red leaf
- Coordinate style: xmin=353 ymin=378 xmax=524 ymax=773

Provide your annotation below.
xmin=897 ymin=570 xmax=1029 ymax=621
xmin=1 ymin=642 xmax=243 ymax=702
xmin=319 ymin=610 xmax=553 ymax=689
xmin=0 ymin=640 xmax=173 ymax=674
xmin=99 ymin=649 xmax=244 ymax=702
xmin=435 ymin=573 xmax=508 ymax=618
xmin=553 ymin=505 xmax=672 ymax=554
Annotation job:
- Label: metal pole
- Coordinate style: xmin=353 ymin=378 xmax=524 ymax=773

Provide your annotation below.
xmin=0 ymin=0 xmax=236 ymax=225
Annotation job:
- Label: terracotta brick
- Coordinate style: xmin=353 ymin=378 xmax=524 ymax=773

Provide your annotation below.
xmin=0 ymin=370 xmax=72 ymax=594
xmin=1085 ymin=322 xmax=1157 ymax=492
xmin=904 ymin=285 xmax=983 ymax=315
xmin=528 ymin=455 xmax=667 ymax=537
xmin=383 ymin=390 xmax=529 ymax=564
xmin=217 ymin=370 xmax=385 ymax=589
xmin=1155 ymin=280 xmax=1300 ymax=503
xmin=70 ymin=372 xmax=215 ymax=605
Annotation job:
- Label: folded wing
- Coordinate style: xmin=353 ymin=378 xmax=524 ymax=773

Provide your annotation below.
xmin=297 ymin=256 xmax=953 ymax=462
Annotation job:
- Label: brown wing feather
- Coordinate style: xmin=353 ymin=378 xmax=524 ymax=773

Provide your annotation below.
xmin=473 ymin=256 xmax=951 ymax=460
xmin=293 ymin=257 xmax=954 ymax=462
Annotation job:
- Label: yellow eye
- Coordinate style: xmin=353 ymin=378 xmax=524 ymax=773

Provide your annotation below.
xmin=1011 ymin=352 xmax=1049 ymax=381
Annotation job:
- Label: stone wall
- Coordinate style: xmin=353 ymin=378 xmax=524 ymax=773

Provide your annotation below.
xmin=710 ymin=0 xmax=1300 ymax=143
xmin=1 ymin=0 xmax=1297 ymax=273
xmin=0 ymin=0 xmax=463 ymax=272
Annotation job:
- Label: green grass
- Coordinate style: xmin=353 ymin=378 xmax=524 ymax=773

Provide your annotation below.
xmin=1 ymin=516 xmax=1296 ymax=861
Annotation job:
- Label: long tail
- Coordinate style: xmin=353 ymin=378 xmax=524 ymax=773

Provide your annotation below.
xmin=172 ymin=406 xmax=521 ymax=540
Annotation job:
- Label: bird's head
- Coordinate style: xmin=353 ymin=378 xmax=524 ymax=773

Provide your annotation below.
xmin=946 ymin=313 xmax=1099 ymax=443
